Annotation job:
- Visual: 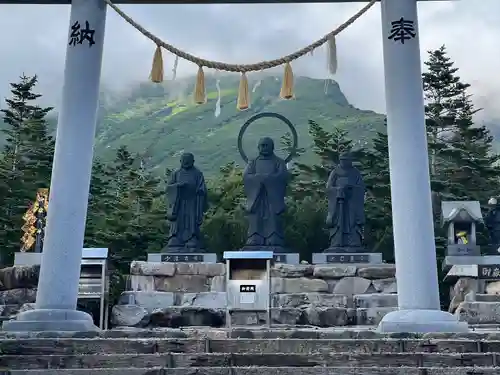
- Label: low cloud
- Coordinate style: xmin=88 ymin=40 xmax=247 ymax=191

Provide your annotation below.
xmin=1 ymin=0 xmax=499 ymax=121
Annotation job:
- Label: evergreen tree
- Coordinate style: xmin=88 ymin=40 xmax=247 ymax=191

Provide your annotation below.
xmin=361 ymin=121 xmax=393 ymax=261
xmin=446 ymin=93 xmax=500 ymax=202
xmin=423 ymin=46 xmax=468 ymax=180
xmin=422 ymin=46 xmax=500 ymax=307
xmin=423 ymin=47 xmax=499 ymax=215
xmin=294 ymin=120 xmax=356 ymax=198
xmin=0 ymin=74 xmax=54 ymax=264
xmin=202 ymin=163 xmax=246 ymax=256
xmin=99 ymin=146 xmax=164 ymax=275
xmin=85 ymin=159 xmax=113 ymax=247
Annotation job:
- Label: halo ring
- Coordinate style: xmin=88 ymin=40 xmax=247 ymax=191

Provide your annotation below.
xmin=237 ymin=112 xmax=299 ymax=164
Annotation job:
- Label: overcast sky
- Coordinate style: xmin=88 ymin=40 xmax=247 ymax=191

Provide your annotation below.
xmin=0 ymin=0 xmax=498 ymax=120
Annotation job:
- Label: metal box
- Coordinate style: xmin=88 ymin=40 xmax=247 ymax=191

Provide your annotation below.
xmin=223 ymin=250 xmax=273 ymax=328
xmin=78 ymin=248 xmax=110 ymax=330
xmin=14 ymin=248 xmax=110 ymax=330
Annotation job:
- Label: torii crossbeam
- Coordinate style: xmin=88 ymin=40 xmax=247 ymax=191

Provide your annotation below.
xmin=0 ymin=0 xmax=441 ymax=3
xmin=3 ymin=0 xmax=467 ymax=334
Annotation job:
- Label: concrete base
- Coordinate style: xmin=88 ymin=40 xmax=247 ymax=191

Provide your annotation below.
xmin=312 ymin=253 xmax=383 ymax=264
xmin=2 ymin=308 xmax=99 ymax=332
xmin=377 ymin=309 xmax=469 ymax=333
xmin=323 ymin=246 xmax=367 ymax=254
xmin=147 ymin=253 xmax=217 ymax=263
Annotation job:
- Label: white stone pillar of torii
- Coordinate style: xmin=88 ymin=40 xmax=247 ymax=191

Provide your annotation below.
xmin=3 ymin=0 xmax=106 ymax=331
xmin=377 ymin=0 xmax=467 ymax=333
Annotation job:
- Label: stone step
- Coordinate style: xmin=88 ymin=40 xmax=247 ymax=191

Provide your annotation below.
xmin=8 ymin=368 xmax=500 ymax=375
xmin=1 ymin=338 xmax=497 ymax=355
xmin=3 ymin=352 xmax=500 ymax=369
xmin=4 ymin=329 xmax=500 ymax=340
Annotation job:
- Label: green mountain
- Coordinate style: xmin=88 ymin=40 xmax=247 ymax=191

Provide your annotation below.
xmin=89 ymin=75 xmax=385 ymax=175
xmin=7 ymin=75 xmax=382 ymax=175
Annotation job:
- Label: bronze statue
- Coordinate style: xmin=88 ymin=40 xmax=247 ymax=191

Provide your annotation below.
xmin=243 ymin=137 xmax=289 ymax=248
xmin=325 ymin=152 xmax=366 ymax=252
xmin=237 ymin=112 xmax=298 ymax=252
xmin=165 ymin=152 xmax=208 ymax=253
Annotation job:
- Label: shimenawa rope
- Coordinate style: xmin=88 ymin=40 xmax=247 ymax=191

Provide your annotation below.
xmin=103 ymin=0 xmax=377 ymax=107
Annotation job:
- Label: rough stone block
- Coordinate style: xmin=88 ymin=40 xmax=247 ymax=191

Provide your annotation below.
xmin=332 ymin=276 xmax=371 ymax=296
xmin=313 ymin=265 xmax=357 ymax=279
xmin=117 ymin=291 xmax=175 ymax=310
xmin=271 ymin=277 xmax=329 ymax=294
xmin=0 ymin=287 xmax=36 ymax=305
xmin=455 ymin=301 xmax=500 ymax=324
xmin=111 ymin=305 xmax=149 ymax=327
xmin=355 ymin=307 xmax=397 ymax=325
xmin=272 ymin=293 xmax=348 ymax=308
xmin=231 ymin=309 xmax=304 ymax=326
xmin=175 ymin=263 xmax=225 ymax=277
xmin=154 ymin=275 xmax=210 ymax=293
xmin=210 ymin=276 xmax=226 ymax=292
xmin=353 ymin=293 xmax=398 ymax=308
xmin=303 ymin=307 xmax=349 ymax=327
xmin=18 ymin=302 xmax=35 ymax=313
xmin=357 ymin=265 xmax=396 ymax=279
xmin=0 ymin=264 xmax=39 ymax=290
xmin=325 ymin=280 xmax=339 ymax=293
xmin=180 ymin=292 xmax=227 ymax=308
xmin=129 ymin=275 xmax=155 ymax=292
xmin=486 ymin=281 xmax=500 ymax=295
xmin=449 ymin=277 xmax=478 ymax=313
xmin=371 ymin=278 xmax=397 ymax=293
xmin=130 ymin=261 xmax=175 ymax=276
xmin=271 ymin=264 xmax=314 ymax=278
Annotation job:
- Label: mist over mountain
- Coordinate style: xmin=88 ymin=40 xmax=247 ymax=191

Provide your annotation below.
xmin=79 ymin=75 xmax=384 ymax=174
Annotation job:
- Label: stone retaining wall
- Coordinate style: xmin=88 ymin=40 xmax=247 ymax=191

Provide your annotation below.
xmin=449 ymin=277 xmax=500 ymax=324
xmin=0 ymin=264 xmax=38 ymax=322
xmin=112 ymin=261 xmax=399 ymax=328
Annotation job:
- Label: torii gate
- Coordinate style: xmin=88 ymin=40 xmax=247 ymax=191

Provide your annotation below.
xmin=2 ymin=0 xmax=467 ymax=333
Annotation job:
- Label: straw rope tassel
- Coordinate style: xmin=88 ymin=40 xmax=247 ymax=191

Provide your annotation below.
xmin=104 ymin=0 xmax=377 ymax=73
xmin=280 ymin=62 xmax=294 ymax=99
xmin=150 ymin=45 xmax=164 ymax=83
xmin=327 ymin=35 xmax=338 ymax=75
xmin=194 ymin=66 xmax=206 ymax=104
xmin=237 ymin=73 xmax=250 ymax=110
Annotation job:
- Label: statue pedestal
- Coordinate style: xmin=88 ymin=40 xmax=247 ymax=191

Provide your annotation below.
xmin=147 ymin=253 xmax=217 ymax=263
xmin=240 ymin=246 xmax=299 ymax=264
xmin=312 ymin=252 xmax=383 ymax=264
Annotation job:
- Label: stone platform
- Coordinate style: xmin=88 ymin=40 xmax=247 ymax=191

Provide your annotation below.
xmin=2 ymin=328 xmax=500 ymax=373
xmin=446 ymin=263 xmax=500 ymax=323
xmin=113 ymin=261 xmax=398 ymax=328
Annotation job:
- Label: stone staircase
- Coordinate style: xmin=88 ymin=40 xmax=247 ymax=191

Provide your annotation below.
xmin=2 ymin=328 xmax=500 ymax=374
